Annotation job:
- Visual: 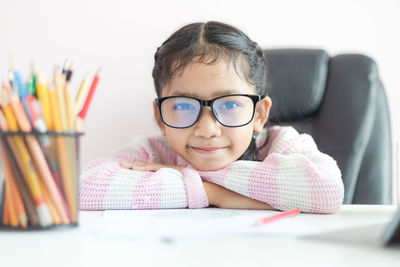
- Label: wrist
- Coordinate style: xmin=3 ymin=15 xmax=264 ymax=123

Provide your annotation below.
xmin=202 ymin=181 xmax=219 ymax=207
xmin=181 ymin=167 xmax=209 ymax=208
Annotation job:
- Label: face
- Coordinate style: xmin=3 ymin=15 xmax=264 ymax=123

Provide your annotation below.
xmin=153 ymin=58 xmax=271 ymax=171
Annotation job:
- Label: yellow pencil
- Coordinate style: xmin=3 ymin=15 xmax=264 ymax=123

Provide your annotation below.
xmin=49 ymin=82 xmax=77 ymax=222
xmin=48 ymin=84 xmax=63 ymax=131
xmin=36 ymin=75 xmax=53 ymax=130
xmin=63 ymin=72 xmax=78 ymax=215
xmin=64 ymin=84 xmax=74 ymax=131
xmin=64 ymin=84 xmax=78 ymax=215
xmin=74 ymin=73 xmax=90 ymax=115
xmin=53 ymin=68 xmax=68 ymax=130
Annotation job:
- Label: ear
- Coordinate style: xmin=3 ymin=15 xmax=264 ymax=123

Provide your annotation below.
xmin=253 ymin=96 xmax=272 ymax=133
xmin=153 ymin=101 xmax=166 ymax=136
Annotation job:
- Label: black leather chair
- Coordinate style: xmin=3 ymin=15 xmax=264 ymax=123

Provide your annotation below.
xmin=264 ymin=49 xmax=392 ymax=204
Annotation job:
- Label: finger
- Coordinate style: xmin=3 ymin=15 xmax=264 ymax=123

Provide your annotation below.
xmin=134 ymin=161 xmax=147 ymax=166
xmin=129 ymin=165 xmax=157 ymax=172
xmin=119 ymin=161 xmax=132 ymax=169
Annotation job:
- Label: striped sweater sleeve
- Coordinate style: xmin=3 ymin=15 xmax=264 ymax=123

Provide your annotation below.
xmin=79 ymin=136 xmax=208 ymax=210
xmin=198 ymin=126 xmax=344 ymax=214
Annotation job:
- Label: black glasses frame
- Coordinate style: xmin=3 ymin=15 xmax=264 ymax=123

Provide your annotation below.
xmin=155 ymin=94 xmax=264 ymax=129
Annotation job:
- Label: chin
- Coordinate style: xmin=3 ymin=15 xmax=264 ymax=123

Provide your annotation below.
xmin=191 ymin=161 xmax=229 ymax=172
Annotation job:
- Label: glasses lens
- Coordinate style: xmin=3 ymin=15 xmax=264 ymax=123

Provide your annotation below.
xmin=213 ymin=95 xmax=255 ymax=126
xmin=161 ymin=97 xmax=200 ymax=128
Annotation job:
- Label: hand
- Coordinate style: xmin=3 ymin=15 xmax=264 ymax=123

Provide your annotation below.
xmin=119 ymin=161 xmax=186 ymax=172
xmin=203 ymin=181 xmax=274 ymax=210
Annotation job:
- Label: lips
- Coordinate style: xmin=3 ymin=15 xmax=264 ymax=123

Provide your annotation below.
xmin=190 ymin=146 xmax=226 ymax=154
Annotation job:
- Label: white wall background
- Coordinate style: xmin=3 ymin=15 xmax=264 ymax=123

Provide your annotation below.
xmin=1 ymin=0 xmax=399 ymax=203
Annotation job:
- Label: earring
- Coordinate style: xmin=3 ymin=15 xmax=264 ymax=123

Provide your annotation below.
xmin=252 ymin=131 xmax=259 ymax=140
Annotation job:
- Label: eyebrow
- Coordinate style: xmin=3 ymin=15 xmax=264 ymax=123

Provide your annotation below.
xmin=168 ymin=89 xmax=243 ymax=98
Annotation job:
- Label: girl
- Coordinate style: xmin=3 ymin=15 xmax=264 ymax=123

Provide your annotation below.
xmin=79 ymin=21 xmax=344 ymax=213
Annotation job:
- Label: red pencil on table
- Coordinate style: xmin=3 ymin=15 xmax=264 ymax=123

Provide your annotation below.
xmin=75 ymin=67 xmax=101 ymax=132
xmin=254 ymin=208 xmax=301 ymax=226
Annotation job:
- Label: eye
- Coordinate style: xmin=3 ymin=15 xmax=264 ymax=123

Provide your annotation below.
xmin=219 ymin=101 xmax=240 ymax=110
xmin=174 ymin=102 xmax=195 ymax=111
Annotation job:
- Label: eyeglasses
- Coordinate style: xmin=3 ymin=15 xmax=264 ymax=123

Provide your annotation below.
xmin=155 ymin=94 xmax=264 ymax=128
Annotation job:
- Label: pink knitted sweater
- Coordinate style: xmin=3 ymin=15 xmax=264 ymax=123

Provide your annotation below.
xmin=79 ymin=126 xmax=344 ymax=213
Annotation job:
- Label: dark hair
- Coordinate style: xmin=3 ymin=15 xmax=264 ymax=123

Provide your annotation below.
xmin=152 ymin=21 xmax=269 ymax=161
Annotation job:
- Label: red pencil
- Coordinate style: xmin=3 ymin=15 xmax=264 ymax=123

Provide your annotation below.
xmin=76 ymin=67 xmax=101 ymax=132
xmin=254 ymin=208 xmax=301 ymax=226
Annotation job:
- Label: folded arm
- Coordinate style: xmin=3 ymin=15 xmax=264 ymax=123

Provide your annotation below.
xmin=79 ymin=137 xmax=208 ymax=210
xmin=198 ymin=127 xmax=345 ymax=214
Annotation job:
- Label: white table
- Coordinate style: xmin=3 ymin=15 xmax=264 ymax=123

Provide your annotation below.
xmin=0 ymin=205 xmax=399 ymax=267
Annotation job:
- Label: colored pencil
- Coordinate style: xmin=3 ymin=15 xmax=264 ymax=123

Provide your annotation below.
xmin=0 ymin=91 xmax=53 ymax=227
xmin=10 ymin=63 xmax=33 ymax=125
xmin=254 ymin=208 xmax=301 ymax=226
xmin=0 ymin=181 xmax=5 ymax=224
xmin=4 ymin=180 xmax=18 ymax=227
xmin=38 ymin=174 xmax=61 ymax=225
xmin=76 ymin=67 xmax=101 ymax=132
xmin=1 ymin=60 xmax=100 ymax=228
xmin=49 ymin=79 xmax=77 ymax=222
xmin=62 ymin=64 xmax=78 ymax=217
xmin=53 ymin=68 xmax=68 ymax=130
xmin=0 ymin=138 xmax=28 ymax=228
xmin=4 ymin=84 xmax=71 ymax=224
xmin=74 ymin=73 xmax=90 ymax=115
xmin=3 ymin=193 xmax=10 ymax=225
xmin=36 ymin=75 xmax=53 ymax=130
xmin=2 ymin=135 xmax=40 ymax=227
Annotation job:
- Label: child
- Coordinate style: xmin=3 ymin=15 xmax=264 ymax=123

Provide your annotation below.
xmin=79 ymin=21 xmax=344 ymax=213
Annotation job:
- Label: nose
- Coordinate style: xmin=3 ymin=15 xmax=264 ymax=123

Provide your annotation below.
xmin=193 ymin=107 xmax=221 ymax=138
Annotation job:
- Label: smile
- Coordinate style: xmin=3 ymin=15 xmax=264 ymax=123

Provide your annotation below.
xmin=190 ymin=146 xmax=226 ymax=154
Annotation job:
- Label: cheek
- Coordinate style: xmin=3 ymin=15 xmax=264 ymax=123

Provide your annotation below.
xmin=225 ymin=124 xmax=254 ymax=151
xmin=165 ymin=128 xmax=191 ymax=150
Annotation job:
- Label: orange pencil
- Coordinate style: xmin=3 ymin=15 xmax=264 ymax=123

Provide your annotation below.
xmin=0 ymin=139 xmax=28 ymax=228
xmin=4 ymin=182 xmax=18 ymax=227
xmin=254 ymin=208 xmax=301 ymax=226
xmin=3 ymin=195 xmax=10 ymax=225
xmin=9 ymin=92 xmax=31 ymax=132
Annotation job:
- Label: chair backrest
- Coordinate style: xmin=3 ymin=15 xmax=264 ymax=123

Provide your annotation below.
xmin=264 ymin=48 xmax=392 ymax=204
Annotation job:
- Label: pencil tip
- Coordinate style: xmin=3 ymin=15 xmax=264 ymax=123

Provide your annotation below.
xmin=8 ymin=69 xmax=14 ymax=81
xmin=9 ymin=57 xmax=17 ymax=70
xmin=69 ymin=61 xmax=75 ymax=71
xmin=37 ymin=73 xmax=45 ymax=84
xmin=30 ymin=62 xmax=38 ymax=73
xmin=63 ymin=59 xmax=70 ymax=69
xmin=96 ymin=67 xmax=102 ymax=76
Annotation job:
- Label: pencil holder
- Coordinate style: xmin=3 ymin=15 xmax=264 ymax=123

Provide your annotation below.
xmin=0 ymin=130 xmax=84 ymax=230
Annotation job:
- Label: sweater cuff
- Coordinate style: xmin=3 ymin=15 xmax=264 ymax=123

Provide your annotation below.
xmin=181 ymin=167 xmax=209 ymax=209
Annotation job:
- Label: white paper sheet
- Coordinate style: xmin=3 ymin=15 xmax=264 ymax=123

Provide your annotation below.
xmin=80 ymin=208 xmax=317 ymax=240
